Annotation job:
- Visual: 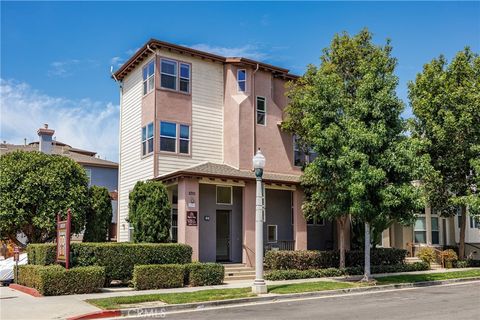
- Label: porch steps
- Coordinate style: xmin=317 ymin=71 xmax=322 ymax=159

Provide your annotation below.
xmin=223 ymin=263 xmax=256 ymax=281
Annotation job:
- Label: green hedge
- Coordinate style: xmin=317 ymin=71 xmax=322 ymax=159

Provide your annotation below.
xmin=27 ymin=243 xmax=192 ymax=283
xmin=265 ymin=248 xmax=408 ymax=270
xmin=185 ymin=263 xmax=224 ymax=286
xmin=132 ymin=264 xmax=185 ymax=290
xmin=15 ymin=265 xmax=105 ymax=296
xmin=265 ymin=262 xmax=429 ymax=281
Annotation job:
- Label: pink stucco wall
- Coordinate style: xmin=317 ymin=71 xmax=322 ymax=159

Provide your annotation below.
xmin=242 ymin=181 xmax=256 ymax=267
xmin=177 ymin=177 xmax=200 ymax=261
xmin=293 ymin=189 xmax=307 ymax=250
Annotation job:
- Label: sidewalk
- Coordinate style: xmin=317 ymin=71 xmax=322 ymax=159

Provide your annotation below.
xmin=1 ymin=268 xmax=477 ymax=320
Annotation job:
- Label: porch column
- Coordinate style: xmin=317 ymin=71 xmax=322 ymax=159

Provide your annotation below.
xmin=242 ymin=181 xmax=256 ymax=267
xmin=425 ymin=206 xmax=432 ymax=245
xmin=381 ymin=229 xmax=391 ymax=248
xmin=177 ymin=177 xmax=200 ymax=261
xmin=293 ymin=189 xmax=307 ymax=250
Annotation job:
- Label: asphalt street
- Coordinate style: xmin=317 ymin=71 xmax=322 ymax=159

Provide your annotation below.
xmin=125 ymin=281 xmax=480 ymax=320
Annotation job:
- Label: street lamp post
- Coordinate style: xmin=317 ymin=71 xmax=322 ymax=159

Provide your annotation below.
xmin=252 ymin=149 xmax=267 ymax=294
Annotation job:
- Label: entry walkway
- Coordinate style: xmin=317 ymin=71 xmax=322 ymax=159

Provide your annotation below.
xmin=0 ymin=268 xmax=474 ymax=320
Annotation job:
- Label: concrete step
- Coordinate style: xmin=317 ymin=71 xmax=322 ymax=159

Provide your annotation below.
xmin=224 ymin=274 xmax=256 ymax=281
xmin=224 ymin=267 xmax=254 ymax=272
xmin=405 ymin=257 xmax=422 ymax=264
xmin=222 ymin=263 xmax=246 ymax=268
xmin=225 ymin=270 xmax=256 ymax=277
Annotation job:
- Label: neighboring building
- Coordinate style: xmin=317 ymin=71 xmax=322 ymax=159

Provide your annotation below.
xmin=0 ymin=124 xmax=119 ymax=240
xmin=114 ymin=39 xmax=348 ymax=265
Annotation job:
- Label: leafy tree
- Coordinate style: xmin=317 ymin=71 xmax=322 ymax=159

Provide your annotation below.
xmin=283 ymin=29 xmax=427 ymax=278
xmin=0 ymin=151 xmax=89 ymax=245
xmin=83 ymin=186 xmax=113 ymax=242
xmin=409 ymin=48 xmax=480 ymax=258
xmin=128 ymin=180 xmax=171 ymax=243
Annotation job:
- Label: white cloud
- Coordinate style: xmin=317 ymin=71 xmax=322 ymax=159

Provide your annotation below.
xmin=110 ymin=56 xmax=124 ymax=68
xmin=47 ymin=59 xmax=80 ymax=77
xmin=0 ymin=79 xmax=119 ymax=162
xmin=187 ymin=43 xmax=268 ymax=60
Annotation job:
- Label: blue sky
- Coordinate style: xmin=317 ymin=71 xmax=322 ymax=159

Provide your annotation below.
xmin=1 ymin=1 xmax=479 ymax=161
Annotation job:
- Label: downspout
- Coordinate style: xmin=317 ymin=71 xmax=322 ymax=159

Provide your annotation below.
xmin=252 ymin=63 xmax=259 ymax=153
xmin=146 ymin=44 xmax=159 ymax=178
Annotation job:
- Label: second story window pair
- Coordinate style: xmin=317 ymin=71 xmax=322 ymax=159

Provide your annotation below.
xmin=160 ymin=121 xmax=190 ymax=154
xmin=293 ymin=135 xmax=317 ymax=167
xmin=161 ymin=59 xmax=190 ymax=93
xmin=141 ymin=122 xmax=154 ymax=156
xmin=143 ymin=60 xmax=155 ymax=95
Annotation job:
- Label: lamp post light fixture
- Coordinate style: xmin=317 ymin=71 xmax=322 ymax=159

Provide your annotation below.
xmin=252 ymin=148 xmax=267 ymax=294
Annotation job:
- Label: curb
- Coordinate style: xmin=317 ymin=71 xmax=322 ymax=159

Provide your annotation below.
xmin=72 ymin=277 xmax=480 ymax=319
xmin=8 ymin=284 xmax=43 ymax=297
xmin=67 ymin=310 xmax=121 ymax=320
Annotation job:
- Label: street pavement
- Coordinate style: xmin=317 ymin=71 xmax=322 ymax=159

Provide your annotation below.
xmin=125 ymin=281 xmax=480 ymax=320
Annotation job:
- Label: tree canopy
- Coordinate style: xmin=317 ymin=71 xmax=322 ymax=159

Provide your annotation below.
xmin=83 ymin=186 xmax=113 ymax=242
xmin=0 ymin=151 xmax=89 ymax=244
xmin=409 ymin=47 xmax=480 ymax=257
xmin=128 ymin=180 xmax=171 ymax=243
xmin=283 ymin=29 xmax=428 ymax=277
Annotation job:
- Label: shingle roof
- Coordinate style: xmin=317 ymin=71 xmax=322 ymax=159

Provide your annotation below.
xmin=0 ymin=142 xmax=118 ymax=168
xmin=156 ymin=162 xmax=301 ymax=184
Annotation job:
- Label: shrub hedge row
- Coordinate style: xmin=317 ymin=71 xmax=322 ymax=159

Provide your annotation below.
xmin=26 ymin=243 xmax=192 ymax=283
xmin=264 ymin=248 xmax=408 ymax=270
xmin=265 ymin=262 xmax=429 ymax=281
xmin=15 ymin=265 xmax=105 ymax=296
xmin=132 ymin=263 xmax=225 ymax=290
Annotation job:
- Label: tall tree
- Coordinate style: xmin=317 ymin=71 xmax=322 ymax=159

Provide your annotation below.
xmin=0 ymin=151 xmax=89 ymax=245
xmin=128 ymin=180 xmax=171 ymax=243
xmin=409 ymin=48 xmax=480 ymax=258
xmin=283 ymin=29 xmax=426 ymax=278
xmin=83 ymin=186 xmax=113 ymax=242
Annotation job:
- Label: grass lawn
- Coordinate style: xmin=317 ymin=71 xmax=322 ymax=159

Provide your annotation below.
xmin=376 ymin=269 xmax=480 ymax=284
xmin=267 ymin=281 xmax=360 ymax=294
xmin=87 ymin=288 xmax=255 ymax=310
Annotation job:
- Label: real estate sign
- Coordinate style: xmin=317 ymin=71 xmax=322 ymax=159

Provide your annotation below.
xmin=56 ymin=209 xmax=71 ymax=269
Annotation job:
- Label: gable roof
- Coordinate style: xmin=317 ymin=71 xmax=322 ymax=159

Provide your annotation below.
xmin=113 ymin=39 xmax=299 ymax=81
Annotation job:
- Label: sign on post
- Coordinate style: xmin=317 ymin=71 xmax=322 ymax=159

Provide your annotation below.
xmin=186 ymin=211 xmax=198 ymax=226
xmin=56 ymin=209 xmax=71 ymax=269
xmin=13 ymin=246 xmax=19 ymax=262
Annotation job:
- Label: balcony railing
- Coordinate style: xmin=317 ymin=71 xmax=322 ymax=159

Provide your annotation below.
xmin=265 ymin=240 xmax=295 ymax=252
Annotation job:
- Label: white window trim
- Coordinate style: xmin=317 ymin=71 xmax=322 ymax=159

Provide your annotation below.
xmin=141 ymin=122 xmax=154 ymax=156
xmin=160 ymin=58 xmax=178 ymax=91
xmin=84 ymin=168 xmax=92 ymax=186
xmin=143 ymin=59 xmax=155 ymax=96
xmin=237 ymin=69 xmax=247 ymax=92
xmin=267 ymin=225 xmax=278 ymax=243
xmin=178 ymin=124 xmax=191 ymax=155
xmin=179 ymin=63 xmax=191 ymax=93
xmin=256 ymin=96 xmax=267 ymax=126
xmin=159 ymin=121 xmax=177 ymax=153
xmin=413 ymin=216 xmax=427 ymax=244
xmin=216 ymin=186 xmax=233 ymax=205
xmin=431 ymin=215 xmax=440 ymax=245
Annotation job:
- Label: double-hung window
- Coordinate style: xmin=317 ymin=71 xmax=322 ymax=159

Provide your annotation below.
xmin=267 ymin=225 xmax=277 ymax=243
xmin=141 ymin=122 xmax=154 ymax=156
xmin=160 ymin=121 xmax=177 ymax=152
xmin=414 ymin=217 xmax=426 ymax=243
xmin=431 ymin=216 xmax=439 ymax=245
xmin=179 ymin=124 xmax=190 ymax=154
xmin=179 ymin=63 xmax=190 ymax=93
xmin=256 ymin=96 xmax=266 ymax=125
xmin=237 ymin=69 xmax=246 ymax=92
xmin=143 ymin=60 xmax=155 ymax=95
xmin=160 ymin=59 xmax=177 ymax=90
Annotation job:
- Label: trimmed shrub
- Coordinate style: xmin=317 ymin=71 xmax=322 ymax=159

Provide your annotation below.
xmin=27 ymin=243 xmax=192 ymax=283
xmin=455 ymin=260 xmax=469 ymax=268
xmin=417 ymin=247 xmax=437 ymax=265
xmin=265 ymin=248 xmax=407 ymax=270
xmin=26 ymin=243 xmax=56 ymax=265
xmin=265 ymin=262 xmax=430 ymax=281
xmin=185 ymin=263 xmax=224 ymax=286
xmin=132 ymin=264 xmax=185 ymax=290
xmin=441 ymin=249 xmax=458 ymax=263
xmin=15 ymin=265 xmax=105 ymax=296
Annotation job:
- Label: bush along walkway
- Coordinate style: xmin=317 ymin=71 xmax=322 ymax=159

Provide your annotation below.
xmin=85 ymin=269 xmax=480 ymax=313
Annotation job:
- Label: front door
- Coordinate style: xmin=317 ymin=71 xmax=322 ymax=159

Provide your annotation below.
xmin=216 ymin=210 xmax=230 ymax=261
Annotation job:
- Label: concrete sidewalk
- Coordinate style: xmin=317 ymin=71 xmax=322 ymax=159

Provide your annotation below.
xmin=1 ymin=268 xmax=477 ymax=320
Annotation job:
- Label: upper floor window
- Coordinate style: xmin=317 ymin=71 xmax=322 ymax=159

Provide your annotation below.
xmin=84 ymin=168 xmax=92 ymax=186
xmin=141 ymin=122 xmax=154 ymax=156
xmin=179 ymin=63 xmax=190 ymax=93
xmin=160 ymin=121 xmax=177 ymax=152
xmin=256 ymin=96 xmax=266 ymax=125
xmin=179 ymin=124 xmax=190 ymax=154
xmin=159 ymin=121 xmax=191 ymax=154
xmin=293 ymin=135 xmax=318 ymax=167
xmin=237 ymin=69 xmax=246 ymax=92
xmin=161 ymin=59 xmax=177 ymax=90
xmin=143 ymin=60 xmax=155 ymax=95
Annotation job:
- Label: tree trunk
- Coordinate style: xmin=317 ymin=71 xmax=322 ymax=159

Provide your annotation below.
xmin=459 ymin=205 xmax=467 ymax=259
xmin=338 ymin=216 xmax=347 ymax=269
xmin=362 ymin=222 xmax=371 ymax=281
